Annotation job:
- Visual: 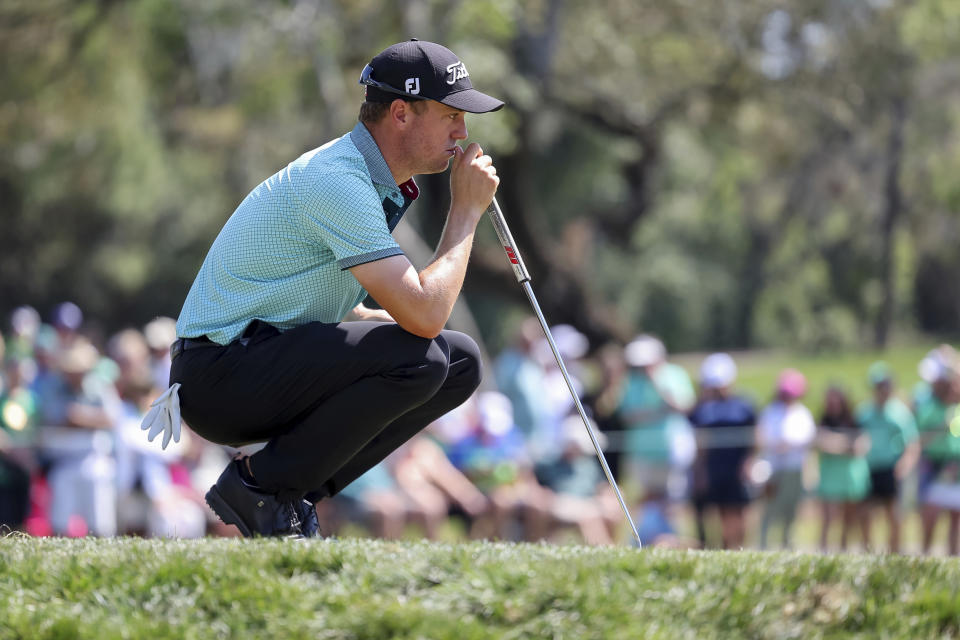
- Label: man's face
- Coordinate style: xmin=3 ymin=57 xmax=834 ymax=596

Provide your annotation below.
xmin=874 ymin=381 xmax=892 ymax=403
xmin=65 ymin=370 xmax=87 ymax=391
xmin=401 ymin=100 xmax=468 ymax=174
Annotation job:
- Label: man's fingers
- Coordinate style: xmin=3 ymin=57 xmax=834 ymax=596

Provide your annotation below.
xmin=463 ymin=142 xmax=483 ymax=159
xmin=473 ymin=154 xmax=493 ymax=169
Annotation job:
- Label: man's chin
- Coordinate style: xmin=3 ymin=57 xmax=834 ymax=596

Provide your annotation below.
xmin=418 ymin=157 xmax=454 ymax=175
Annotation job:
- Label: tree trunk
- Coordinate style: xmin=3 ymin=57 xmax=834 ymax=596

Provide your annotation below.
xmin=874 ymin=96 xmax=907 ymax=349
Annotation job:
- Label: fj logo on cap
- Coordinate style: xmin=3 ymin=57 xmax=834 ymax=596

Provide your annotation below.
xmin=405 ymin=78 xmax=420 ymax=94
xmin=445 ymin=62 xmax=469 ymax=85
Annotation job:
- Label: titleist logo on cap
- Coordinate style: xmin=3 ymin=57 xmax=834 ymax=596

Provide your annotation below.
xmin=446 ymin=62 xmax=469 ymax=85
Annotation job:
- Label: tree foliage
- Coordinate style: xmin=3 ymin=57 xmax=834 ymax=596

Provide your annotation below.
xmin=2 ymin=0 xmax=959 ymax=352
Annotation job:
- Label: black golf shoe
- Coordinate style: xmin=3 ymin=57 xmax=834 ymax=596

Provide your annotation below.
xmin=205 ymin=461 xmax=302 ymax=538
xmin=294 ymin=499 xmax=322 ymax=538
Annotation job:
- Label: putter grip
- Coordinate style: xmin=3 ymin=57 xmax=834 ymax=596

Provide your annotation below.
xmin=486 ymin=197 xmax=531 ymax=283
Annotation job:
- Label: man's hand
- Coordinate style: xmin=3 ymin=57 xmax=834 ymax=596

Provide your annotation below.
xmin=894 ymin=441 xmax=921 ymax=480
xmin=65 ymin=403 xmax=114 ymax=430
xmin=345 ymin=302 xmax=394 ymax=323
xmin=350 ymin=142 xmax=498 ymax=339
xmin=448 ymin=142 xmax=498 ymax=222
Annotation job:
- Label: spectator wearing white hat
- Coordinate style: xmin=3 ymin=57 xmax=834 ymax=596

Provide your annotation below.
xmin=615 ymin=334 xmax=696 ymax=518
xmin=914 ymin=356 xmax=960 ymax=554
xmin=688 ymin=353 xmax=756 ymax=549
xmin=494 ymin=317 xmax=553 ymax=460
xmin=912 ymin=345 xmax=958 ymax=411
xmin=527 ymin=324 xmax=590 ymax=466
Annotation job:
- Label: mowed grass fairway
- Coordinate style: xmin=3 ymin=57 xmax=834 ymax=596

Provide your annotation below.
xmin=1 ymin=537 xmax=959 ymax=639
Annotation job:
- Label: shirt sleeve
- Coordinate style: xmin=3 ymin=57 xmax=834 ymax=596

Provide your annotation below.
xmin=660 ymin=365 xmax=695 ymax=411
xmin=688 ymin=403 xmax=704 ymax=427
xmin=898 ymin=403 xmax=919 ymax=443
xmin=743 ymin=401 xmax=757 ymax=427
xmin=795 ymin=405 xmax=817 ymax=445
xmin=299 ymin=168 xmax=404 ymax=269
xmin=854 ymin=403 xmax=869 ymax=427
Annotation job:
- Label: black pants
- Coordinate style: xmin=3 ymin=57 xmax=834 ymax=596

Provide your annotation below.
xmin=0 ymin=453 xmax=30 ymax=528
xmin=170 ymin=321 xmax=482 ymax=501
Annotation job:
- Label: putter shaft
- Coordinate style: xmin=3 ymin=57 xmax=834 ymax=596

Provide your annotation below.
xmin=486 ymin=197 xmax=643 ymax=548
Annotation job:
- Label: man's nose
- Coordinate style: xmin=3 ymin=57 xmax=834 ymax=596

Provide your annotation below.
xmin=453 ymin=121 xmax=468 ymax=140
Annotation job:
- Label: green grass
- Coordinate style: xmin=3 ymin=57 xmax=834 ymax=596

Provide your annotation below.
xmin=2 ymin=536 xmax=960 ymax=639
xmin=673 ymin=344 xmax=935 ymax=415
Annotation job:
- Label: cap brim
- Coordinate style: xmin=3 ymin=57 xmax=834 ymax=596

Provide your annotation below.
xmin=440 ymin=88 xmax=504 ymax=113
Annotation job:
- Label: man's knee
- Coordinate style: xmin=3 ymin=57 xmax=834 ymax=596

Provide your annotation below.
xmin=382 ymin=330 xmax=482 ymax=406
xmin=387 ymin=337 xmax=450 ymax=400
xmin=442 ymin=330 xmax=483 ymax=396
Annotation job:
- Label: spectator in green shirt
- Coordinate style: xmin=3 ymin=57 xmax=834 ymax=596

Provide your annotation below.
xmin=856 ymin=362 xmax=919 ymax=554
xmin=915 ymin=359 xmax=960 ymax=555
xmin=616 ymin=335 xmax=696 ymax=504
xmin=616 ymin=335 xmax=696 ymax=544
xmin=815 ymin=386 xmax=870 ymax=551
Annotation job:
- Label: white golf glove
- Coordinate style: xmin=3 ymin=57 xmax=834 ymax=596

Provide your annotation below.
xmin=141 ymin=383 xmax=182 ymax=450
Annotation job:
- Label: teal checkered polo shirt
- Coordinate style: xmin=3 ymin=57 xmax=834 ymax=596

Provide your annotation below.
xmin=176 ymin=123 xmax=417 ymax=345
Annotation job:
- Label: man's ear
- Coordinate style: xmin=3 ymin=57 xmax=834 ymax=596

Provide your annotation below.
xmin=389 ymin=99 xmax=410 ymax=127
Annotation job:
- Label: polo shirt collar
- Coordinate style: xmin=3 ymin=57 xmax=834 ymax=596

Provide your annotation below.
xmin=351 ymin=122 xmax=421 ymax=232
xmin=351 ymin=122 xmax=399 ymax=188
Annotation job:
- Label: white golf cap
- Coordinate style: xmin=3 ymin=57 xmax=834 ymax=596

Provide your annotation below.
xmin=918 ymin=345 xmax=958 ymax=383
xmin=918 ymin=353 xmax=945 ymax=384
xmin=700 ymin=352 xmax=737 ymax=389
xmin=144 ymin=316 xmax=177 ymax=351
xmin=624 ymin=334 xmax=665 ymax=367
xmin=477 ymin=390 xmax=515 ymax=436
xmin=534 ymin=324 xmax=589 ymax=366
xmin=561 ymin=414 xmax=607 ymax=454
xmin=550 ymin=324 xmax=589 ymax=359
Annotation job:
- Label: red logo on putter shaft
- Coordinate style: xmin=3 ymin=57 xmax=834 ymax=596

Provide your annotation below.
xmin=505 ymin=246 xmax=519 ymax=265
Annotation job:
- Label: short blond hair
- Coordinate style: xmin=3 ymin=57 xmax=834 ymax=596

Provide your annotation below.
xmin=358 ymin=99 xmax=427 ymax=124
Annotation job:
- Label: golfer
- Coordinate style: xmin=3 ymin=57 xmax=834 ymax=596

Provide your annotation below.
xmin=148 ymin=40 xmax=503 ymax=537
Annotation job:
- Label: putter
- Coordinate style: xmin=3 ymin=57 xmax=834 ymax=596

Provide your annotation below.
xmin=486 ymin=196 xmax=643 ymax=548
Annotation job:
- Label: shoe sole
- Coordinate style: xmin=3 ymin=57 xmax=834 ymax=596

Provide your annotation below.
xmin=205 ymin=485 xmax=254 ymax=538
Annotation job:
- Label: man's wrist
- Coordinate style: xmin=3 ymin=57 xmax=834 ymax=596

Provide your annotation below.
xmin=448 ymin=202 xmax=485 ymax=224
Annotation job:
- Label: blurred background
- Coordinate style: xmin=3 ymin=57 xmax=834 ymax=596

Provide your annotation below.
xmin=4 ymin=0 xmax=960 ymax=352
xmin=3 ymin=0 xmax=960 ymax=550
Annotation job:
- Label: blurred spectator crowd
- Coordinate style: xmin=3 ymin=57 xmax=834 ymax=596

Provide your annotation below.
xmin=3 ymin=304 xmax=960 ymax=554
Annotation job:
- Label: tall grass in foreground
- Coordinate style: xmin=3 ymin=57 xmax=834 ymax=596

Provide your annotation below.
xmin=1 ymin=536 xmax=959 ymax=639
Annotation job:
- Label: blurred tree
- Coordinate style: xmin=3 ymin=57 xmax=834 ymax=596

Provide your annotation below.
xmin=2 ymin=0 xmax=959 ymax=355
